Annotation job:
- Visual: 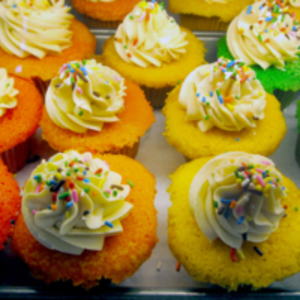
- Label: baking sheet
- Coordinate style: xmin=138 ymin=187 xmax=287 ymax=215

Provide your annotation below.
xmin=1 ymin=31 xmax=300 ymax=299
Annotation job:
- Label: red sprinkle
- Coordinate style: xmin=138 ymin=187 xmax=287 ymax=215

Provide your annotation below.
xmin=76 ymin=175 xmax=84 ymax=181
xmin=52 ymin=192 xmax=57 ymax=202
xmin=95 ymin=168 xmax=103 ymax=175
xmin=69 ymin=181 xmax=75 ymax=189
xmin=230 ymin=248 xmax=236 ymax=262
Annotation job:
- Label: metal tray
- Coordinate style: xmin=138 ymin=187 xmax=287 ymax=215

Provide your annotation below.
xmin=1 ymin=30 xmax=300 ymax=300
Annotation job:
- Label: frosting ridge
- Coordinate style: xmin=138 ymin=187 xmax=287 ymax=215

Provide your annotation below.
xmin=0 ymin=0 xmax=73 ymax=59
xmin=46 ymin=59 xmax=126 ymax=133
xmin=179 ymin=58 xmax=266 ymax=132
xmin=114 ymin=0 xmax=188 ymax=68
xmin=227 ymin=1 xmax=300 ymax=69
xmin=22 ymin=150 xmax=133 ymax=255
xmin=189 ymin=152 xmax=286 ymax=250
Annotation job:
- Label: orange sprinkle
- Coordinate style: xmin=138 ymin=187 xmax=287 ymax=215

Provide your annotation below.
xmin=132 ymin=38 xmax=138 ymax=46
xmin=145 ymin=11 xmax=150 ymax=21
xmin=76 ymin=175 xmax=84 ymax=181
xmin=50 ymin=204 xmax=57 ymax=210
xmin=264 ymin=38 xmax=270 ymax=43
xmin=280 ymin=28 xmax=286 ymax=32
xmin=115 ymin=37 xmax=122 ymax=43
xmin=92 ymin=191 xmax=98 ymax=196
xmin=69 ymin=160 xmax=75 ymax=167
xmin=176 ymin=261 xmax=181 ymax=271
xmin=258 ymin=20 xmax=263 ymax=24
xmin=95 ymin=168 xmax=103 ymax=174
xmin=284 ymin=205 xmax=288 ymax=210
xmin=223 ymin=96 xmax=234 ymax=103
xmin=241 ymin=162 xmax=247 ymax=168
xmin=230 ymin=201 xmax=237 ymax=209
xmin=127 ymin=53 xmax=132 ymax=58
xmin=276 ymin=0 xmax=283 ymax=8
xmin=240 ymin=75 xmax=249 ymax=83
xmin=64 ymin=178 xmax=71 ymax=189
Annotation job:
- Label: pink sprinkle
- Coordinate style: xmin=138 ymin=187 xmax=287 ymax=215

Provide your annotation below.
xmin=72 ymin=189 xmax=79 ymax=203
xmin=138 ymin=12 xmax=146 ymax=22
xmin=260 ymin=160 xmax=270 ymax=165
xmin=256 ymin=175 xmax=266 ymax=188
xmin=84 ymin=155 xmax=90 ymax=162
xmin=255 ymin=168 xmax=263 ymax=174
xmin=113 ymin=75 xmax=121 ymax=82
xmin=59 ymin=64 xmax=67 ymax=74
xmin=289 ymin=31 xmax=296 ymax=37
xmin=104 ymin=161 xmax=110 ymax=168
xmin=237 ymin=206 xmax=244 ymax=215
xmin=105 ymin=189 xmax=111 ymax=194
xmin=77 ymin=87 xmax=83 ymax=94
xmin=32 ymin=210 xmax=38 ymax=215
xmin=35 ymin=184 xmax=41 ymax=194
xmin=15 ymin=65 xmax=22 ymax=73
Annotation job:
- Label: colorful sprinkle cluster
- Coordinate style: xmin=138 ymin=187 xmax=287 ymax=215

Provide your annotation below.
xmin=243 ymin=0 xmax=300 ymax=42
xmin=31 ymin=155 xmax=133 ymax=224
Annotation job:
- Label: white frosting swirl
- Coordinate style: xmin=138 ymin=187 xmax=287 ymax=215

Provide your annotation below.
xmin=114 ymin=0 xmax=188 ymax=68
xmin=190 ymin=152 xmax=286 ymax=250
xmin=0 ymin=68 xmax=18 ymax=117
xmin=0 ymin=0 xmax=73 ymax=59
xmin=46 ymin=59 xmax=126 ymax=133
xmin=179 ymin=58 xmax=266 ymax=132
xmin=22 ymin=151 xmax=133 ymax=255
xmin=227 ymin=1 xmax=300 ymax=69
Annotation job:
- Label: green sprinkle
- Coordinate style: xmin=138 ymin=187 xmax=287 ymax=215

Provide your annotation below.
xmin=247 ymin=164 xmax=254 ymax=169
xmin=177 ymin=80 xmax=181 ymax=84
xmin=129 ymin=15 xmax=134 ymax=20
xmin=83 ymin=59 xmax=86 ymax=65
xmin=74 ymin=158 xmax=78 ymax=162
xmin=124 ymin=45 xmax=128 ymax=49
xmin=74 ymin=62 xmax=80 ymax=68
xmin=84 ymin=187 xmax=90 ymax=194
xmin=204 ymin=115 xmax=210 ymax=120
xmin=127 ymin=179 xmax=134 ymax=187
xmin=96 ymin=174 xmax=101 ymax=177
xmin=171 ymin=19 xmax=174 ymax=23
xmin=6 ymin=83 xmax=10 ymax=88
xmin=103 ymin=191 xmax=109 ymax=198
xmin=66 ymin=170 xmax=72 ymax=176
xmin=238 ymin=62 xmax=245 ymax=67
xmin=282 ymin=13 xmax=285 ymax=22
xmin=276 ymin=178 xmax=280 ymax=182
xmin=70 ymin=77 xmax=75 ymax=83
xmin=64 ymin=161 xmax=68 ymax=167
xmin=74 ymin=168 xmax=79 ymax=173
xmin=216 ymin=89 xmax=220 ymax=97
xmin=113 ymin=190 xmax=118 ymax=197
xmin=45 ymin=180 xmax=51 ymax=186
xmin=295 ymin=206 xmax=299 ymax=212
xmin=58 ymin=191 xmax=70 ymax=200
xmin=235 ymin=95 xmax=239 ymax=100
xmin=205 ymin=102 xmax=210 ymax=106
xmin=79 ymin=111 xmax=84 ymax=116
xmin=214 ymin=201 xmax=218 ymax=208
xmin=257 ymin=34 xmax=263 ymax=42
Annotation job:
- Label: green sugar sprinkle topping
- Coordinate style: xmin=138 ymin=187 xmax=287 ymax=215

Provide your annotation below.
xmin=129 ymin=15 xmax=134 ymax=20
xmin=84 ymin=187 xmax=90 ymax=194
xmin=214 ymin=201 xmax=218 ymax=208
xmin=79 ymin=111 xmax=84 ymax=116
xmin=113 ymin=190 xmax=118 ymax=197
xmin=103 ymin=191 xmax=109 ymax=198
xmin=127 ymin=179 xmax=134 ymax=187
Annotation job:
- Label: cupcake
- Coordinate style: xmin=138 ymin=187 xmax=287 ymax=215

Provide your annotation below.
xmin=0 ymin=159 xmax=20 ymax=251
xmin=218 ymin=0 xmax=300 ymax=109
xmin=11 ymin=150 xmax=157 ymax=288
xmin=169 ymin=0 xmax=253 ymax=31
xmin=71 ymin=0 xmax=140 ymax=28
xmin=163 ymin=58 xmax=286 ymax=160
xmin=40 ymin=59 xmax=155 ymax=158
xmin=101 ymin=0 xmax=206 ymax=108
xmin=296 ymin=100 xmax=300 ymax=166
xmin=0 ymin=68 xmax=43 ymax=173
xmin=168 ymin=151 xmax=300 ymax=290
xmin=0 ymin=0 xmax=96 ymax=97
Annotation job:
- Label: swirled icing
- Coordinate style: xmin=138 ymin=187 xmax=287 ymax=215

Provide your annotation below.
xmin=0 ymin=68 xmax=18 ymax=117
xmin=179 ymin=58 xmax=266 ymax=132
xmin=114 ymin=0 xmax=188 ymax=68
xmin=227 ymin=0 xmax=300 ymax=69
xmin=190 ymin=152 xmax=286 ymax=250
xmin=0 ymin=0 xmax=73 ymax=59
xmin=22 ymin=150 xmax=133 ymax=255
xmin=46 ymin=59 xmax=126 ymax=133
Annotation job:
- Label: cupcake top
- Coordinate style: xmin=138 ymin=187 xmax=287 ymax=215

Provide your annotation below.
xmin=0 ymin=68 xmax=18 ymax=117
xmin=227 ymin=0 xmax=300 ymax=69
xmin=46 ymin=59 xmax=126 ymax=134
xmin=114 ymin=0 xmax=188 ymax=68
xmin=189 ymin=152 xmax=286 ymax=250
xmin=0 ymin=0 xmax=73 ymax=59
xmin=22 ymin=150 xmax=133 ymax=255
xmin=179 ymin=58 xmax=266 ymax=132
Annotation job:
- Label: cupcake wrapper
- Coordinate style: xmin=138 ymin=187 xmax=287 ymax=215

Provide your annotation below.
xmin=296 ymin=134 xmax=300 ymax=167
xmin=0 ymin=139 xmax=30 ymax=173
xmin=273 ymin=89 xmax=300 ymax=110
xmin=141 ymin=86 xmax=173 ymax=109
xmin=180 ymin=14 xmax=229 ymax=31
xmin=32 ymin=78 xmax=51 ymax=100
xmin=107 ymin=140 xmax=140 ymax=158
xmin=83 ymin=16 xmax=121 ymax=28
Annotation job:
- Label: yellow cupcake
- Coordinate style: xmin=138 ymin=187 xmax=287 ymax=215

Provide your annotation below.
xmin=101 ymin=0 xmax=206 ymax=108
xmin=163 ymin=58 xmax=286 ymax=160
xmin=168 ymin=152 xmax=300 ymax=290
xmin=169 ymin=0 xmax=253 ymax=31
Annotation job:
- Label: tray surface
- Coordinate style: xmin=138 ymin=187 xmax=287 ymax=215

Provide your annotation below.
xmin=1 ymin=3 xmax=300 ymax=299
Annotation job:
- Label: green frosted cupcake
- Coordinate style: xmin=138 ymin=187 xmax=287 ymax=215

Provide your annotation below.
xmin=218 ymin=1 xmax=300 ymax=110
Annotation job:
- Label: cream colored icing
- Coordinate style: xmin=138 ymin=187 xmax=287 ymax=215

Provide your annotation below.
xmin=114 ymin=0 xmax=188 ymax=68
xmin=46 ymin=59 xmax=126 ymax=134
xmin=189 ymin=152 xmax=286 ymax=250
xmin=205 ymin=0 xmax=228 ymax=3
xmin=179 ymin=58 xmax=266 ymax=132
xmin=0 ymin=0 xmax=73 ymax=59
xmin=227 ymin=1 xmax=300 ymax=69
xmin=22 ymin=150 xmax=133 ymax=255
xmin=284 ymin=0 xmax=300 ymax=7
xmin=0 ymin=68 xmax=18 ymax=117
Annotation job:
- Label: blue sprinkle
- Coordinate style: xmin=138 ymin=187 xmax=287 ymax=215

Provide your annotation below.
xmin=282 ymin=187 xmax=286 ymax=191
xmin=259 ymin=4 xmax=264 ymax=9
xmin=236 ymin=138 xmax=240 ymax=142
xmin=83 ymin=178 xmax=90 ymax=183
xmin=293 ymin=26 xmax=297 ymax=32
xmin=66 ymin=201 xmax=73 ymax=208
xmin=219 ymin=95 xmax=224 ymax=104
xmin=246 ymin=5 xmax=252 ymax=15
xmin=265 ymin=29 xmax=268 ymax=33
xmin=262 ymin=171 xmax=266 ymax=178
xmin=80 ymin=66 xmax=87 ymax=76
xmin=202 ymin=96 xmax=206 ymax=102
xmin=50 ymin=180 xmax=57 ymax=186
xmin=47 ymin=205 xmax=51 ymax=210
xmin=224 ymin=206 xmax=231 ymax=219
xmin=209 ymin=91 xmax=213 ymax=97
xmin=83 ymin=170 xmax=87 ymax=175
xmin=265 ymin=16 xmax=273 ymax=22
xmin=226 ymin=61 xmax=235 ymax=68
xmin=12 ymin=4 xmax=16 ymax=7
xmin=237 ymin=216 xmax=245 ymax=225
xmin=104 ymin=221 xmax=114 ymax=228
xmin=221 ymin=198 xmax=232 ymax=205
xmin=196 ymin=92 xmax=200 ymax=97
